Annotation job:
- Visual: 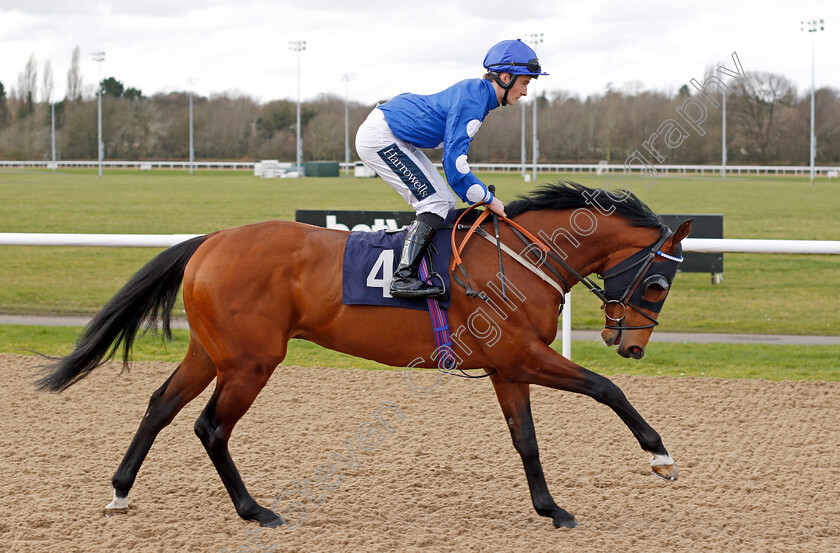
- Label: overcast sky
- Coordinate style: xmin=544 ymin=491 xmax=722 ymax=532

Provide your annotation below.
xmin=1 ymin=0 xmax=837 ymax=105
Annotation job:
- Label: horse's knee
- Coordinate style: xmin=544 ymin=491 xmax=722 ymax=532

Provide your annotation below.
xmin=194 ymin=414 xmax=214 ymax=445
xmin=508 ymin=419 xmax=540 ymax=459
xmin=505 ymin=405 xmax=540 ymax=458
xmin=194 ymin=413 xmax=227 ymax=453
xmin=590 ymin=376 xmax=627 ymax=406
xmin=591 ymin=377 xmax=665 ymax=453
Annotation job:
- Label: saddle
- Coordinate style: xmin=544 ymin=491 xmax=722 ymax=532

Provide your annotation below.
xmin=341 ymin=212 xmax=456 ymax=311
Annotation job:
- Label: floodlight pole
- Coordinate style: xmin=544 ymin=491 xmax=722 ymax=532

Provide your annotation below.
xmin=290 ymin=40 xmax=306 ymax=178
xmin=92 ymin=51 xmax=105 ymax=179
xmin=51 ymin=102 xmax=56 ymax=171
xmin=801 ymin=19 xmax=824 ymax=186
xmin=45 ymin=63 xmax=56 ymax=171
xmin=721 ymin=91 xmax=726 ymax=179
xmin=341 ymin=73 xmax=354 ymax=175
xmin=188 ymin=78 xmax=195 ymax=175
xmin=524 ymin=33 xmax=543 ymax=183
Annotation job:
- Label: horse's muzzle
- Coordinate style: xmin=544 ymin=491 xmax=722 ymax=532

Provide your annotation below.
xmin=617 ymin=344 xmax=645 ymax=359
xmin=600 ymin=327 xmax=621 ymax=347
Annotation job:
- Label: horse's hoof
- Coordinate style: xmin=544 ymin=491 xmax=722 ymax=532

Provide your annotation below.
xmin=651 ymin=463 xmax=679 ymax=481
xmin=259 ymin=515 xmax=285 ymax=529
xmin=554 ymin=516 xmax=579 ymax=529
xmin=252 ymin=507 xmax=285 ymax=528
xmin=104 ymin=490 xmax=129 ymax=517
xmin=103 ymin=507 xmax=129 ymax=518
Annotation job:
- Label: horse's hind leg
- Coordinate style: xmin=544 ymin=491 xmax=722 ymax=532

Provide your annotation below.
xmin=193 ymin=360 xmax=283 ymax=528
xmin=490 ymin=375 xmax=579 ymax=529
xmin=106 ymin=338 xmax=217 ymax=514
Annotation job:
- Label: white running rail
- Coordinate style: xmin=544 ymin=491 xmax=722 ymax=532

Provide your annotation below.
xmin=1 ymin=233 xmax=837 ymax=360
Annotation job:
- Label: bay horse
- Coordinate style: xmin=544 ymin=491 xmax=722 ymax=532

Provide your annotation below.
xmin=37 ymin=180 xmax=691 ymax=529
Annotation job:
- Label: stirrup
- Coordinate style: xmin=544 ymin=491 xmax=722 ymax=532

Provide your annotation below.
xmin=390 ymin=276 xmax=445 ymax=299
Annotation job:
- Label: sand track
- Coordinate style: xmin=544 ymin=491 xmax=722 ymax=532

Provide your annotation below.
xmin=1 ymin=353 xmax=838 ymax=552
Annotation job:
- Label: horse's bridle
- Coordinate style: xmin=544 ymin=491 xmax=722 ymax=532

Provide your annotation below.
xmin=507 ymin=226 xmax=681 ymax=332
xmin=598 ymin=229 xmax=682 ymax=331
xmin=451 ymin=206 xmax=683 ymax=334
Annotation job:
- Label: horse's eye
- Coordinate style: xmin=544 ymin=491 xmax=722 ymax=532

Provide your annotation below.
xmin=642 ymin=275 xmax=670 ymax=302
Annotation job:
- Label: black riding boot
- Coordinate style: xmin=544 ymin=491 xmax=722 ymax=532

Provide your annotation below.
xmin=390 ymin=220 xmax=445 ymax=299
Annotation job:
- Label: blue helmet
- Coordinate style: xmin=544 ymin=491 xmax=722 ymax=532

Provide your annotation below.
xmin=483 ymin=39 xmax=549 ymax=77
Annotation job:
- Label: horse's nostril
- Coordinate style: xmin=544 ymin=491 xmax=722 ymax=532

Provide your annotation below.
xmin=628 ymin=345 xmax=644 ymax=359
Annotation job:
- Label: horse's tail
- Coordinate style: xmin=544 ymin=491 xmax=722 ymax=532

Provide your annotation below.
xmin=36 ymin=235 xmax=211 ymax=393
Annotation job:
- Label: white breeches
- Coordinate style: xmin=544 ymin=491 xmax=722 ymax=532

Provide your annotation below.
xmin=355 ymin=108 xmax=457 ymax=219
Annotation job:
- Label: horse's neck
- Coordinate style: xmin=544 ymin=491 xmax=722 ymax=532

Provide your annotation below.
xmin=518 ymin=210 xmax=660 ymax=283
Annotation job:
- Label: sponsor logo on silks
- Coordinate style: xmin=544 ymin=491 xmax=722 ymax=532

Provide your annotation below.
xmin=377 ymin=143 xmax=434 ymax=201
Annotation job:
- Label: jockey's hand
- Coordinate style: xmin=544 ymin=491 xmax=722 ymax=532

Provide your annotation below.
xmin=486 ymin=197 xmax=507 ymax=218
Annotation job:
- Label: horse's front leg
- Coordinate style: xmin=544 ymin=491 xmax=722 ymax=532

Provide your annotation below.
xmin=517 ymin=341 xmax=679 ymax=481
xmin=489 ymin=374 xmax=579 ymax=528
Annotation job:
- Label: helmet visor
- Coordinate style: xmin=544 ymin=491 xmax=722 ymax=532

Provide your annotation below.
xmin=486 ymin=58 xmax=544 ymax=75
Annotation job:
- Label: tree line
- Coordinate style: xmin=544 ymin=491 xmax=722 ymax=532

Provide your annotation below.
xmin=1 ymin=51 xmax=839 ymax=166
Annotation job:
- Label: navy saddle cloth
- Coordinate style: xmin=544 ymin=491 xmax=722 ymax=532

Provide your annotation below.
xmin=342 ymin=211 xmax=457 ymax=311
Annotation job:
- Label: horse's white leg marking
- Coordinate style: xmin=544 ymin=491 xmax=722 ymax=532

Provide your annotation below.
xmin=649 ymin=452 xmax=679 ymax=481
xmin=650 ymin=452 xmax=675 ymax=466
xmin=105 ymin=487 xmax=129 ymax=511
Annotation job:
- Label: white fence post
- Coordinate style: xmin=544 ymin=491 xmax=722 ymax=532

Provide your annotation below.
xmin=561 ymin=292 xmax=572 ymax=360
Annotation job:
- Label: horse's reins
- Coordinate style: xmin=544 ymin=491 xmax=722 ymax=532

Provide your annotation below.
xmin=449 ymin=202 xmax=679 ymax=332
xmin=487 ymin=185 xmax=507 ymax=300
xmin=450 ymin=203 xmax=550 ymax=298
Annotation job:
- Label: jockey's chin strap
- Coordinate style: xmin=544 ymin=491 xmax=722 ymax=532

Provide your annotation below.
xmin=449 ymin=202 xmax=676 ymax=332
xmin=488 ymin=72 xmax=518 ymax=106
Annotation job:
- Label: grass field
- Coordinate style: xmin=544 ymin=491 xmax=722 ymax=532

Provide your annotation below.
xmin=3 ymin=324 xmax=838 ymax=382
xmin=1 ymin=168 xmax=838 ymax=379
xmin=1 ymin=169 xmax=837 ymax=330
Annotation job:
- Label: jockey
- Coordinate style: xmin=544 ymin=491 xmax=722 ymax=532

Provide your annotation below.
xmin=356 ymin=38 xmax=548 ymax=299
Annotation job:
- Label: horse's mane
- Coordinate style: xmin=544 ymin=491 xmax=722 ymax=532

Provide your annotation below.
xmin=505 ymin=180 xmax=665 ymax=229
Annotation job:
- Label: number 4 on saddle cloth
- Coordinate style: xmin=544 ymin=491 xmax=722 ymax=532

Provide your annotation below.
xmin=342 ymin=211 xmax=458 ymax=369
xmin=342 ymin=213 xmax=457 ymax=310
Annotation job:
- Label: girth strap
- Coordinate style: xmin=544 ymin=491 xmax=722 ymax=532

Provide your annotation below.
xmin=418 ymin=257 xmax=456 ymax=370
xmin=450 ymin=207 xmax=490 ymax=297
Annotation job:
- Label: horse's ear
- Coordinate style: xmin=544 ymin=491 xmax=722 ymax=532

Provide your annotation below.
xmin=663 ymin=219 xmax=692 ymax=252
